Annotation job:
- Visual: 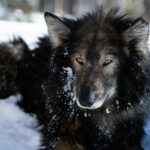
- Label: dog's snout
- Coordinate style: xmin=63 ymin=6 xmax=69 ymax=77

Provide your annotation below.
xmin=79 ymin=87 xmax=97 ymax=107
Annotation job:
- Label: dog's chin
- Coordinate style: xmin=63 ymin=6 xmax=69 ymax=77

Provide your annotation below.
xmin=76 ymin=99 xmax=105 ymax=110
xmin=75 ymin=87 xmax=116 ymax=110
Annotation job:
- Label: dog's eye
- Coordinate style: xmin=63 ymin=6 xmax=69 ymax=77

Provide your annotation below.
xmin=76 ymin=57 xmax=84 ymax=65
xmin=103 ymin=59 xmax=113 ymax=66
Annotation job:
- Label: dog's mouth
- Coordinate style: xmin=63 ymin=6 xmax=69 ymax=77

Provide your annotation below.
xmin=76 ymin=96 xmax=106 ymax=110
xmin=74 ymin=87 xmax=116 ymax=110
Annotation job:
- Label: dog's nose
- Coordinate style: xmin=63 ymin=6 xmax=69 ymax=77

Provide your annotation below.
xmin=79 ymin=87 xmax=96 ymax=107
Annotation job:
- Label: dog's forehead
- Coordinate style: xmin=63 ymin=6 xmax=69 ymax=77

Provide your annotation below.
xmin=72 ymin=21 xmax=120 ymax=58
xmin=76 ymin=17 xmax=117 ymax=38
xmin=74 ymin=26 xmax=118 ymax=50
xmin=73 ymin=36 xmax=119 ymax=56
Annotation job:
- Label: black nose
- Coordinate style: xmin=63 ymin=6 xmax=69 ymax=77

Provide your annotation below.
xmin=79 ymin=87 xmax=96 ymax=107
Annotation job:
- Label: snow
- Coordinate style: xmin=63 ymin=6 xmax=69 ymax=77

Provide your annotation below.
xmin=0 ymin=20 xmax=47 ymax=49
xmin=142 ymin=116 xmax=150 ymax=150
xmin=63 ymin=67 xmax=73 ymax=93
xmin=105 ymin=108 xmax=110 ymax=114
xmin=0 ymin=95 xmax=42 ymax=150
xmin=84 ymin=112 xmax=88 ymax=117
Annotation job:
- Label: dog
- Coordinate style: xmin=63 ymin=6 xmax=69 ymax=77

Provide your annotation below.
xmin=0 ymin=8 xmax=150 ymax=150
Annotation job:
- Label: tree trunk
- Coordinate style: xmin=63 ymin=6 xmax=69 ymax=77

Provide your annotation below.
xmin=143 ymin=0 xmax=150 ymax=20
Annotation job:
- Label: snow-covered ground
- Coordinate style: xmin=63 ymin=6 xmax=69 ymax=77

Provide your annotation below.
xmin=0 ymin=95 xmax=42 ymax=150
xmin=0 ymin=20 xmax=150 ymax=150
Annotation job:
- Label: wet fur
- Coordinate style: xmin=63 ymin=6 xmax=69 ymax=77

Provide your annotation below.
xmin=0 ymin=9 xmax=150 ymax=150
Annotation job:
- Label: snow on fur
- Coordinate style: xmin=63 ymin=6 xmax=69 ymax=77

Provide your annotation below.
xmin=142 ymin=114 xmax=150 ymax=150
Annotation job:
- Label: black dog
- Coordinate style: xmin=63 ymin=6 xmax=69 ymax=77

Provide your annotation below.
xmin=0 ymin=8 xmax=150 ymax=150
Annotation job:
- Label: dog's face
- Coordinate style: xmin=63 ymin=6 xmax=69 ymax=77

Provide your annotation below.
xmin=70 ymin=41 xmax=120 ymax=109
xmin=45 ymin=10 xmax=149 ymax=110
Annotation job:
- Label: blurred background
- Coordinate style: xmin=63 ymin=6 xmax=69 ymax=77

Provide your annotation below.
xmin=0 ymin=0 xmax=150 ymax=48
xmin=0 ymin=0 xmax=150 ymax=22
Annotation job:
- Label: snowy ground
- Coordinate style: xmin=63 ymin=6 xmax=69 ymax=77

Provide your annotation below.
xmin=0 ymin=20 xmax=150 ymax=150
xmin=0 ymin=95 xmax=42 ymax=150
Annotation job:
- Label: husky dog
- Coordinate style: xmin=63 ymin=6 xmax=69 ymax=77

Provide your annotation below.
xmin=0 ymin=8 xmax=150 ymax=150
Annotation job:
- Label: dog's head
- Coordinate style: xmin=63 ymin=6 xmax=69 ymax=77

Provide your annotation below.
xmin=45 ymin=9 xmax=149 ymax=110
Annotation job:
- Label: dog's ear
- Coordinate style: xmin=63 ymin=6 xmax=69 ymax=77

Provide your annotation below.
xmin=123 ymin=18 xmax=149 ymax=57
xmin=44 ymin=12 xmax=70 ymax=48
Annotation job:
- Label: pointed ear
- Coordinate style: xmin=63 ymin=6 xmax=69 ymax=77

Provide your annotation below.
xmin=44 ymin=12 xmax=70 ymax=48
xmin=123 ymin=18 xmax=149 ymax=57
